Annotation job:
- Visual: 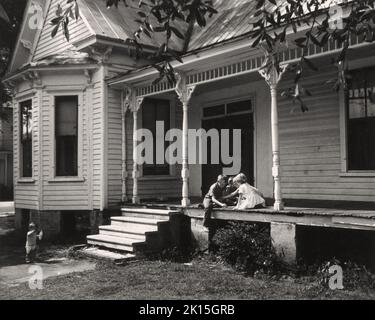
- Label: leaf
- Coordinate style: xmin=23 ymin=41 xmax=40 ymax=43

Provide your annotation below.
xmin=137 ymin=11 xmax=147 ymax=18
xmin=51 ymin=23 xmax=60 ymax=38
xmin=170 ymin=26 xmax=185 ymax=39
xmin=75 ymin=3 xmax=80 ymax=19
xmin=256 ymin=0 xmax=265 ymax=10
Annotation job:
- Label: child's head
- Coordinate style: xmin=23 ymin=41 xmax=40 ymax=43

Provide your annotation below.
xmin=228 ymin=177 xmax=234 ymax=185
xmin=28 ymin=222 xmax=36 ymax=231
xmin=217 ymin=175 xmax=227 ymax=188
xmin=233 ymin=173 xmax=247 ymax=187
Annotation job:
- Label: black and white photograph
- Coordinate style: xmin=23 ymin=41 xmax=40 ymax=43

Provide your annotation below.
xmin=1 ymin=0 xmax=375 ymax=304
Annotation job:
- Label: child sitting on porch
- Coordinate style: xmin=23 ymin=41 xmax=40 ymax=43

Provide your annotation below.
xmin=202 ymin=175 xmax=228 ymax=229
xmin=25 ymin=222 xmax=43 ymax=264
xmin=222 ymin=177 xmax=238 ymax=206
xmin=223 ymin=173 xmax=266 ymax=210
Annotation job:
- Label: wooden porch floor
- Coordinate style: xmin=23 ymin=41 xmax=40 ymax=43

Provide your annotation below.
xmin=124 ymin=201 xmax=375 ymax=231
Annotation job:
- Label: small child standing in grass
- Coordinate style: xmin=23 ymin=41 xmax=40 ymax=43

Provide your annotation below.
xmin=25 ymin=222 xmax=43 ymax=264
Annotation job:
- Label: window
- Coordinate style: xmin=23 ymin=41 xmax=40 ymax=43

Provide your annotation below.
xmin=203 ymin=105 xmax=225 ymax=118
xmin=203 ymin=99 xmax=252 ymax=119
xmin=20 ymin=100 xmax=32 ymax=177
xmin=142 ymin=98 xmax=170 ymax=176
xmin=346 ymin=67 xmax=375 ymax=171
xmin=55 ymin=96 xmax=78 ymax=177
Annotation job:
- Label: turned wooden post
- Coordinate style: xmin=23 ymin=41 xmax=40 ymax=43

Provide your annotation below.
xmin=259 ymin=54 xmax=288 ymax=211
xmin=175 ymin=72 xmax=196 ymax=207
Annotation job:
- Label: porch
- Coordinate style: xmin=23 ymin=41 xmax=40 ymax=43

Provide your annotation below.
xmin=108 ymin=33 xmax=375 ymax=212
xmin=124 ymin=200 xmax=375 ymax=232
xmin=118 ymin=201 xmax=375 ymax=264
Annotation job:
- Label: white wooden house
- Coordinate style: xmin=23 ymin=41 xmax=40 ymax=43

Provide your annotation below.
xmin=3 ymin=0 xmax=375 ymax=260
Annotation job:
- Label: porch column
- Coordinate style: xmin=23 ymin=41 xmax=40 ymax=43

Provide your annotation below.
xmin=259 ymin=55 xmax=288 ymax=211
xmin=126 ymin=86 xmax=144 ymax=205
xmin=175 ymin=72 xmax=196 ymax=207
xmin=121 ymin=88 xmax=131 ymax=203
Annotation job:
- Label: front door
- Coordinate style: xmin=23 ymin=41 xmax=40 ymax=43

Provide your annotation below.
xmin=201 ymin=112 xmax=254 ymax=195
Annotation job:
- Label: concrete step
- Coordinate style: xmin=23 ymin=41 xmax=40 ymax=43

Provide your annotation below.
xmin=99 ymin=225 xmax=147 ymax=240
xmin=81 ymin=247 xmax=136 ymax=263
xmin=87 ymin=234 xmax=145 ymax=253
xmin=121 ymin=207 xmax=180 ymax=220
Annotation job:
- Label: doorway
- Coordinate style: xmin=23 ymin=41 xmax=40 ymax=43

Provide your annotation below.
xmin=201 ymin=100 xmax=254 ymax=194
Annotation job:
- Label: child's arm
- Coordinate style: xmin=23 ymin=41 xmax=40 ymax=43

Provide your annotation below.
xmin=37 ymin=230 xmax=43 ymax=240
xmin=212 ymin=196 xmax=227 ymax=207
xmin=222 ymin=188 xmax=239 ymax=200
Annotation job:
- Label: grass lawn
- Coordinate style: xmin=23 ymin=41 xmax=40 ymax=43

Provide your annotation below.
xmin=1 ymin=256 xmax=375 ymax=300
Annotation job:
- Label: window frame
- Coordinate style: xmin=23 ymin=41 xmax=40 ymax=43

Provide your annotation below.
xmin=48 ymin=90 xmax=83 ymax=182
xmin=339 ymin=60 xmax=375 ymax=177
xmin=139 ymin=97 xmax=175 ymax=179
xmin=19 ymin=98 xmax=34 ymax=179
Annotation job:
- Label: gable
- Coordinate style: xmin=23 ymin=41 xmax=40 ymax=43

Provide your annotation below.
xmin=32 ymin=0 xmax=92 ymax=62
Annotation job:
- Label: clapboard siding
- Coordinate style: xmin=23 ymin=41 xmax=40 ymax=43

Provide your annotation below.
xmin=279 ymin=68 xmax=375 ymax=202
xmin=40 ymin=83 xmax=90 ymax=210
xmin=107 ymin=88 xmax=122 ymax=207
xmin=92 ymin=80 xmax=103 ymax=209
xmin=33 ymin=0 xmax=92 ymax=61
xmin=14 ymin=92 xmax=39 ymax=210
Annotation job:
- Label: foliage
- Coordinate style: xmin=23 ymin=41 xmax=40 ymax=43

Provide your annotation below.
xmin=212 ymin=222 xmax=287 ymax=276
xmin=251 ymin=0 xmax=375 ymax=111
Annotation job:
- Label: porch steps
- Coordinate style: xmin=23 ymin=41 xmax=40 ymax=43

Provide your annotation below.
xmin=121 ymin=207 xmax=180 ymax=220
xmin=86 ymin=208 xmax=181 ymax=255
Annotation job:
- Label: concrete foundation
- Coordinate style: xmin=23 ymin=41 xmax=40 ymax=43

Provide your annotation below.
xmin=89 ymin=210 xmax=103 ymax=234
xmin=270 ymin=222 xmax=297 ymax=264
xmin=14 ymin=209 xmax=103 ymax=240
xmin=190 ymin=217 xmax=209 ymax=251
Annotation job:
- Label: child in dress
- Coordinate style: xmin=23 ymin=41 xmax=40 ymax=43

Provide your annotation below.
xmin=224 ymin=173 xmax=266 ymax=210
xmin=25 ymin=222 xmax=43 ymax=263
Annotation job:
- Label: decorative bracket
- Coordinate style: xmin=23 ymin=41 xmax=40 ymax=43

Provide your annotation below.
xmin=124 ymin=85 xmax=144 ymax=113
xmin=258 ymin=45 xmax=288 ymax=88
xmin=88 ymin=46 xmax=113 ymax=64
xmin=22 ymin=71 xmax=42 ymax=87
xmin=175 ymin=71 xmax=196 ymax=105
xmin=3 ymin=80 xmax=17 ymax=97
xmin=84 ymin=69 xmax=93 ymax=86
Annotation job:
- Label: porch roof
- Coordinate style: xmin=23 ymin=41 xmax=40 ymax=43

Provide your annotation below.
xmin=79 ymin=0 xmax=270 ymax=53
